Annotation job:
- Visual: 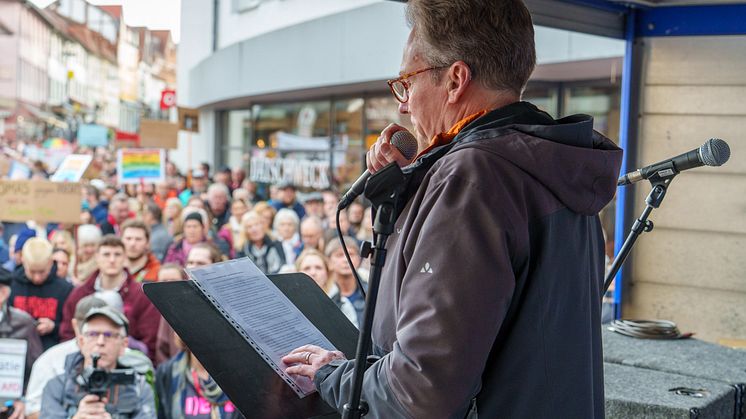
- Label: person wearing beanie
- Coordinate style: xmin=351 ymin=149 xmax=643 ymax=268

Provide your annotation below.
xmin=163 ymin=208 xmax=210 ymax=267
xmin=10 ymin=237 xmax=73 ymax=350
xmin=3 ymin=228 xmax=37 ymax=272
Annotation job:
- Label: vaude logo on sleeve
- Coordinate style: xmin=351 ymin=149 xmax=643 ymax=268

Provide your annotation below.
xmin=420 ymin=262 xmax=433 ymax=274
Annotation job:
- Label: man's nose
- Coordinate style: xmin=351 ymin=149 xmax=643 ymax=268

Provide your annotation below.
xmin=398 ymin=101 xmax=409 ymax=114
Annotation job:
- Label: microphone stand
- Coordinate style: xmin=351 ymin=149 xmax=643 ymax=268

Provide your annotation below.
xmin=603 ymin=163 xmax=677 ymax=297
xmin=342 ymin=163 xmax=407 ymax=419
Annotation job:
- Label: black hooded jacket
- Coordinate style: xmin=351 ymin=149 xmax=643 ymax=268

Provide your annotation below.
xmin=10 ymin=263 xmax=73 ymax=350
xmin=315 ymin=102 xmax=623 ymax=418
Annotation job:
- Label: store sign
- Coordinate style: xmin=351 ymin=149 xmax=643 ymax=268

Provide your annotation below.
xmin=249 ymin=157 xmax=330 ymax=189
xmin=160 ymin=89 xmax=176 ymax=110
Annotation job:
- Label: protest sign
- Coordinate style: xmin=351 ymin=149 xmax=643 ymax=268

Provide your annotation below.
xmin=51 ymin=154 xmax=93 ymax=182
xmin=78 ymin=124 xmax=109 ymax=147
xmin=178 ymin=107 xmax=200 ymax=133
xmin=139 ymin=120 xmax=179 ymax=149
xmin=0 ymin=339 xmax=27 ymax=401
xmin=0 ymin=180 xmax=81 ymax=223
xmin=117 ymin=148 xmax=165 ymax=185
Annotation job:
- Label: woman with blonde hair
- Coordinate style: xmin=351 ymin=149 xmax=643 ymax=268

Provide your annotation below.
xmin=251 ymin=202 xmax=276 ymax=236
xmin=295 ymin=249 xmax=357 ymax=327
xmin=236 ymin=211 xmax=285 ymax=274
xmin=221 ymin=197 xmax=251 ymax=253
xmin=163 ymin=197 xmax=184 ymax=237
xmin=49 ymin=230 xmax=76 ymax=278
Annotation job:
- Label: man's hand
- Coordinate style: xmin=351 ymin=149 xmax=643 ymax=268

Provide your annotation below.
xmin=73 ymin=394 xmax=111 ymax=419
xmin=366 ymin=124 xmax=416 ymax=173
xmin=282 ymin=345 xmax=346 ymax=380
xmin=7 ymin=399 xmax=24 ymax=419
xmin=36 ymin=318 xmax=55 ymax=336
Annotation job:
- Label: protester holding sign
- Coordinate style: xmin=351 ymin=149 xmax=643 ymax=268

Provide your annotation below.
xmin=0 ymin=268 xmax=43 ymax=409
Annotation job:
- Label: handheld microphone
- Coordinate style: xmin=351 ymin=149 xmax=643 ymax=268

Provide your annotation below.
xmin=617 ymin=138 xmax=730 ymax=186
xmin=338 ymin=130 xmax=418 ymax=210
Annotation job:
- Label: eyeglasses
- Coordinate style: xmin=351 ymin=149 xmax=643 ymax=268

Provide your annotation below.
xmin=83 ymin=330 xmax=123 ymax=341
xmin=387 ymin=66 xmax=446 ymax=104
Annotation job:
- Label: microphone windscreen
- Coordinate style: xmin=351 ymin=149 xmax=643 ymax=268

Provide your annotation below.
xmin=700 ymin=138 xmax=730 ymax=167
xmin=390 ymin=130 xmax=419 ymax=161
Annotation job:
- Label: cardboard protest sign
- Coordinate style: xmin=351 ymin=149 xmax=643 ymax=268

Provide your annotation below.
xmin=51 ymin=154 xmax=93 ymax=182
xmin=0 ymin=179 xmax=81 ymax=223
xmin=0 ymin=339 xmax=27 ymax=401
xmin=77 ymin=124 xmax=109 ymax=147
xmin=139 ymin=120 xmax=179 ymax=149
xmin=117 ymin=148 xmax=165 ymax=185
xmin=178 ymin=107 xmax=200 ymax=133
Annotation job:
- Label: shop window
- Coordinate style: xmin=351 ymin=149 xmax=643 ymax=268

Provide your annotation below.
xmin=333 ymin=99 xmax=364 ymax=188
xmin=364 ymin=96 xmax=414 ymax=152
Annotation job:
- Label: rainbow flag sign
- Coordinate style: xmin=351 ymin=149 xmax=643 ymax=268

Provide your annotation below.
xmin=117 ymin=148 xmax=165 ymax=185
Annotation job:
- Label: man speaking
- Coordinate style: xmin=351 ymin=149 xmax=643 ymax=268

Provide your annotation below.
xmin=283 ymin=0 xmax=622 ymax=417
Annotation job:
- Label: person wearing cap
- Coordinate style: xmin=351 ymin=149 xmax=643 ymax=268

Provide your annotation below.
xmin=41 ymin=306 xmax=156 ymax=419
xmin=178 ymin=169 xmax=208 ymax=206
xmin=25 ymin=296 xmax=153 ymax=419
xmin=3 ymin=228 xmax=37 ymax=272
xmin=269 ymin=182 xmax=306 ymax=220
xmin=9 ymin=237 xmax=73 ymax=350
xmin=301 ymin=192 xmax=325 ymax=219
xmin=59 ymin=235 xmax=161 ymax=363
xmin=163 ymin=208 xmax=210 ymax=267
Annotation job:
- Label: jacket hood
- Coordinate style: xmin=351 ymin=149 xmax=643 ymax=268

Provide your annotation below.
xmin=452 ymin=102 xmax=623 ymax=215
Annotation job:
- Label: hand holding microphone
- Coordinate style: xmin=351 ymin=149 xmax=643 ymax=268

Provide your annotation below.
xmin=339 ymin=124 xmax=419 ymax=210
xmin=366 ymin=124 xmax=419 ymax=173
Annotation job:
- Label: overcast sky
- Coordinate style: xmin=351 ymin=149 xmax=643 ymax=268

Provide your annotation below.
xmin=31 ymin=0 xmax=182 ymax=43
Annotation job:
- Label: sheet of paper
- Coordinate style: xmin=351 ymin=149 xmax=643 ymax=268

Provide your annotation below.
xmin=188 ymin=257 xmax=337 ymax=397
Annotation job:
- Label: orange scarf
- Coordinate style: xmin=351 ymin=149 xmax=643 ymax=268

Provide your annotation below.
xmin=415 ymin=110 xmax=488 ymax=159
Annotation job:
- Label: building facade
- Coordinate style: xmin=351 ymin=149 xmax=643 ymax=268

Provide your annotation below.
xmin=177 ymin=0 xmax=624 ymax=191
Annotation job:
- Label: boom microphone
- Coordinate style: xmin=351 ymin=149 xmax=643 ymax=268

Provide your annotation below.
xmin=617 ymin=138 xmax=730 ymax=186
xmin=338 ymin=130 xmax=418 ymax=209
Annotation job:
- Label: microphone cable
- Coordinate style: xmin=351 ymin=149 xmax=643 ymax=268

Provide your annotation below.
xmin=336 ymin=207 xmax=366 ymax=300
xmin=607 ymin=319 xmax=692 ymax=340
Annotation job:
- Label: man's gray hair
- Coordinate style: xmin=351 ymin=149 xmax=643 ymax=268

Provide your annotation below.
xmin=77 ymin=224 xmax=103 ymax=245
xmin=405 ymin=0 xmax=536 ymax=95
xmin=208 ymin=183 xmax=230 ymax=197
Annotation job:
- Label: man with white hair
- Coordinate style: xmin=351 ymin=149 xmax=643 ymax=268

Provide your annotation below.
xmin=74 ymin=224 xmax=103 ymax=285
xmin=207 ymin=182 xmax=231 ymax=231
xmin=10 ymin=237 xmax=73 ymax=349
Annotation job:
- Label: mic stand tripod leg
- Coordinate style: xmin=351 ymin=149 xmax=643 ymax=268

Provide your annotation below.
xmin=603 ymin=178 xmax=671 ymax=300
xmin=342 ymin=202 xmax=397 ymax=419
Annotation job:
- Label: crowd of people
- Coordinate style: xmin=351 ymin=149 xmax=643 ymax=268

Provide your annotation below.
xmin=0 ymin=141 xmax=374 ymax=419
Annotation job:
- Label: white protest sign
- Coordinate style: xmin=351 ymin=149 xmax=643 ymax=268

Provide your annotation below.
xmin=0 ymin=339 xmax=27 ymax=400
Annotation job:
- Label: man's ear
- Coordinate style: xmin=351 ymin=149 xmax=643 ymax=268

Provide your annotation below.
xmin=446 ymin=61 xmax=473 ymax=104
xmin=120 ymin=337 xmax=129 ymax=357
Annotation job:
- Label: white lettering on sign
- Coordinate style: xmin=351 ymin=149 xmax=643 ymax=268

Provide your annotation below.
xmin=249 ymin=157 xmax=330 ymax=189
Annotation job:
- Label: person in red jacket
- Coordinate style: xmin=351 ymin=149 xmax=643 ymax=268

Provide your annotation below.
xmin=59 ymin=235 xmax=160 ymax=362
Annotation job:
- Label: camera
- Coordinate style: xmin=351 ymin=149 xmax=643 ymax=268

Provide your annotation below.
xmin=78 ymin=353 xmax=136 ymax=398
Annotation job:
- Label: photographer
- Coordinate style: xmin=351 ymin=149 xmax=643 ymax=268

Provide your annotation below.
xmin=41 ymin=306 xmax=156 ymax=418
